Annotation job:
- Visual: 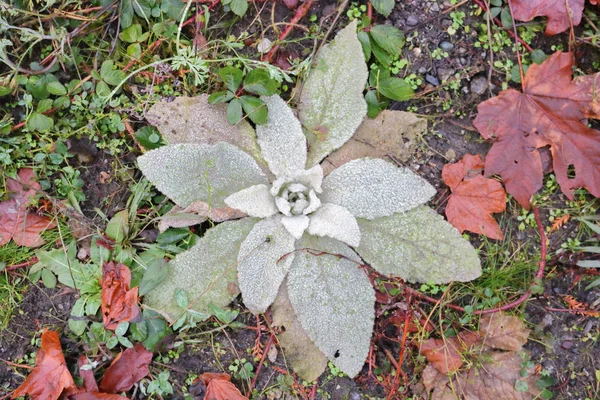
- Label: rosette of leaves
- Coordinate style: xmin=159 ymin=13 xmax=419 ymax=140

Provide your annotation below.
xmin=208 ymin=66 xmax=280 ymax=125
xmin=138 ymin=21 xmax=481 ymax=379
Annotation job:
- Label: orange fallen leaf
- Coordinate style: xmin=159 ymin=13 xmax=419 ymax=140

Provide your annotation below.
xmin=11 ymin=329 xmax=76 ymax=400
xmin=442 ymin=154 xmax=506 ymax=240
xmin=0 ymin=168 xmax=56 ymax=248
xmin=99 ymin=343 xmax=153 ymax=393
xmin=418 ymin=331 xmax=480 ymax=374
xmin=101 ymin=261 xmax=141 ymax=330
xmin=199 ymin=372 xmax=248 ymax=400
xmin=511 ymin=0 xmax=584 ymax=35
xmin=69 ymin=393 xmax=129 ymax=400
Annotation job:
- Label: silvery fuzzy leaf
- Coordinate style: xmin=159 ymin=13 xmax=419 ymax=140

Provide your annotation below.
xmin=256 ymin=95 xmax=307 ymax=177
xmin=144 ymin=218 xmax=258 ymax=322
xmin=138 ymin=142 xmax=268 ymax=208
xmin=238 ymin=216 xmax=297 ymax=313
xmin=225 ymin=184 xmax=278 ymax=218
xmin=294 ymin=164 xmax=324 ymax=193
xmin=288 ymin=235 xmax=374 ymax=378
xmin=281 ymin=215 xmax=310 ymax=239
xmin=307 ymin=203 xmax=361 ymax=247
xmin=298 ymin=20 xmax=368 ymax=167
xmin=355 ymin=206 xmax=481 ymax=283
xmin=145 ymin=95 xmax=269 ymax=174
xmin=321 ymin=158 xmax=436 ymax=219
xmin=271 ymin=282 xmax=328 ymax=382
xmin=157 ymin=201 xmax=246 ymax=232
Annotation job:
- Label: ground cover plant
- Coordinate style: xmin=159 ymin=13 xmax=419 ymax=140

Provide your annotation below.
xmin=1 ymin=0 xmax=600 ymax=399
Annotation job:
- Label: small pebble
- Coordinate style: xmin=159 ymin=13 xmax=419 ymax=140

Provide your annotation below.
xmin=470 ymin=76 xmax=488 ymax=95
xmin=426 ymin=74 xmax=439 ymax=86
xmin=437 ymin=67 xmax=455 ymax=82
xmin=561 ymin=340 xmax=574 ymax=350
xmin=439 ymin=41 xmax=455 ymax=52
xmin=406 ymin=15 xmax=419 ymax=26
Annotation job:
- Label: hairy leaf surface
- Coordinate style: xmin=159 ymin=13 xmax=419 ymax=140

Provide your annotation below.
xmin=356 ymin=206 xmax=481 ymax=283
xmin=143 ymin=218 xmax=257 ymax=322
xmin=288 ymin=235 xmax=374 ymax=378
xmin=298 ymin=20 xmax=368 ymax=167
xmin=138 ymin=142 xmax=268 ymax=208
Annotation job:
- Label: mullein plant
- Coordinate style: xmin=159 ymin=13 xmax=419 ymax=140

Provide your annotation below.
xmin=137 ymin=20 xmax=481 ymax=379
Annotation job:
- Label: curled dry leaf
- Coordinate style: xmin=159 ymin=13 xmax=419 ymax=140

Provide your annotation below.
xmin=11 ymin=329 xmax=76 ymax=400
xmin=442 ymin=154 xmax=506 ymax=240
xmin=321 ymin=110 xmax=426 ymax=175
xmin=157 ymin=200 xmax=246 ymax=232
xmin=99 ymin=343 xmax=153 ymax=393
xmin=418 ymin=331 xmax=480 ymax=374
xmin=0 ymin=168 xmax=56 ymax=248
xmin=511 ymin=0 xmax=584 ymax=35
xmin=473 ymin=52 xmax=600 ymax=209
xmin=101 ymin=261 xmax=141 ymax=330
xmin=198 ymin=373 xmax=248 ymax=400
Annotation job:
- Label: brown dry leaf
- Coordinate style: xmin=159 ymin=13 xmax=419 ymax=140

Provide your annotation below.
xmin=422 ymin=351 xmax=541 ymax=400
xmin=69 ymin=393 xmax=129 ymax=400
xmin=480 ymin=313 xmax=530 ymax=352
xmin=78 ymin=355 xmax=99 ymax=392
xmin=11 ymin=329 xmax=76 ymax=400
xmin=271 ymin=283 xmax=328 ymax=382
xmin=199 ymin=372 xmax=247 ymax=400
xmin=473 ymin=52 xmax=600 ymax=209
xmin=146 ymin=95 xmax=271 ymax=177
xmin=0 ymin=168 xmax=56 ymax=247
xmin=442 ymin=154 xmax=506 ymax=240
xmin=157 ymin=200 xmax=246 ymax=232
xmin=321 ymin=110 xmax=426 ymax=175
xmin=99 ymin=343 xmax=153 ymax=393
xmin=101 ymin=261 xmax=141 ymax=330
xmin=511 ymin=0 xmax=584 ymax=35
xmin=418 ymin=331 xmax=480 ymax=374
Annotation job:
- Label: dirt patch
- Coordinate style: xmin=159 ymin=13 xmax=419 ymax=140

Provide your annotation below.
xmin=0 ymin=285 xmax=76 ymax=394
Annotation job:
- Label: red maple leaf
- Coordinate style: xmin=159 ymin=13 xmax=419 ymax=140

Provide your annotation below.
xmin=442 ymin=154 xmax=506 ymax=240
xmin=0 ymin=168 xmax=56 ymax=247
xmin=511 ymin=0 xmax=585 ymax=35
xmin=101 ymin=261 xmax=141 ymax=330
xmin=11 ymin=329 xmax=76 ymax=400
xmin=473 ymin=52 xmax=600 ymax=208
xmin=99 ymin=343 xmax=153 ymax=393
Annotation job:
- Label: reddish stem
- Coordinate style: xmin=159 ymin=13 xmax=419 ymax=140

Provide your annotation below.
xmin=182 ymin=0 xmax=220 ymax=27
xmin=262 ymin=1 xmax=315 ymax=63
xmin=5 ymin=257 xmax=39 ymax=272
xmin=248 ymin=333 xmax=274 ymax=394
xmin=471 ymin=0 xmax=533 ymax=52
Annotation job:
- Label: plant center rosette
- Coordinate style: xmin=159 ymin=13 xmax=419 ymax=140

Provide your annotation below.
xmin=137 ymin=21 xmax=481 ymax=380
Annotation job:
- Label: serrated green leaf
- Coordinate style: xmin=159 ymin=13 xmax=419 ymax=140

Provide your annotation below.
xmin=120 ymin=0 xmax=134 ymax=28
xmin=378 ymin=77 xmax=414 ymax=101
xmin=369 ymin=25 xmax=405 ymax=55
xmin=207 ymin=90 xmax=234 ymax=104
xmin=143 ymin=218 xmax=257 ymax=322
xmin=298 ymin=20 xmax=368 ymax=167
xmin=36 ymin=98 xmax=54 ymax=113
xmin=227 ymin=98 xmax=243 ymax=125
xmin=370 ymin=39 xmax=392 ymax=67
xmin=27 ymin=113 xmax=54 ymax=132
xmin=120 ymin=24 xmax=143 ymax=43
xmin=47 ymin=81 xmax=67 ymax=96
xmin=370 ymin=0 xmax=394 ymax=17
xmin=0 ymin=86 xmax=12 ymax=96
xmin=240 ymin=96 xmax=268 ymax=125
xmin=355 ymin=206 xmax=481 ymax=283
xmin=288 ymin=235 xmax=374 ymax=378
xmin=138 ymin=142 xmax=268 ymax=208
xmin=244 ymin=69 xmax=278 ymax=96
xmin=218 ymin=66 xmax=243 ymax=92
